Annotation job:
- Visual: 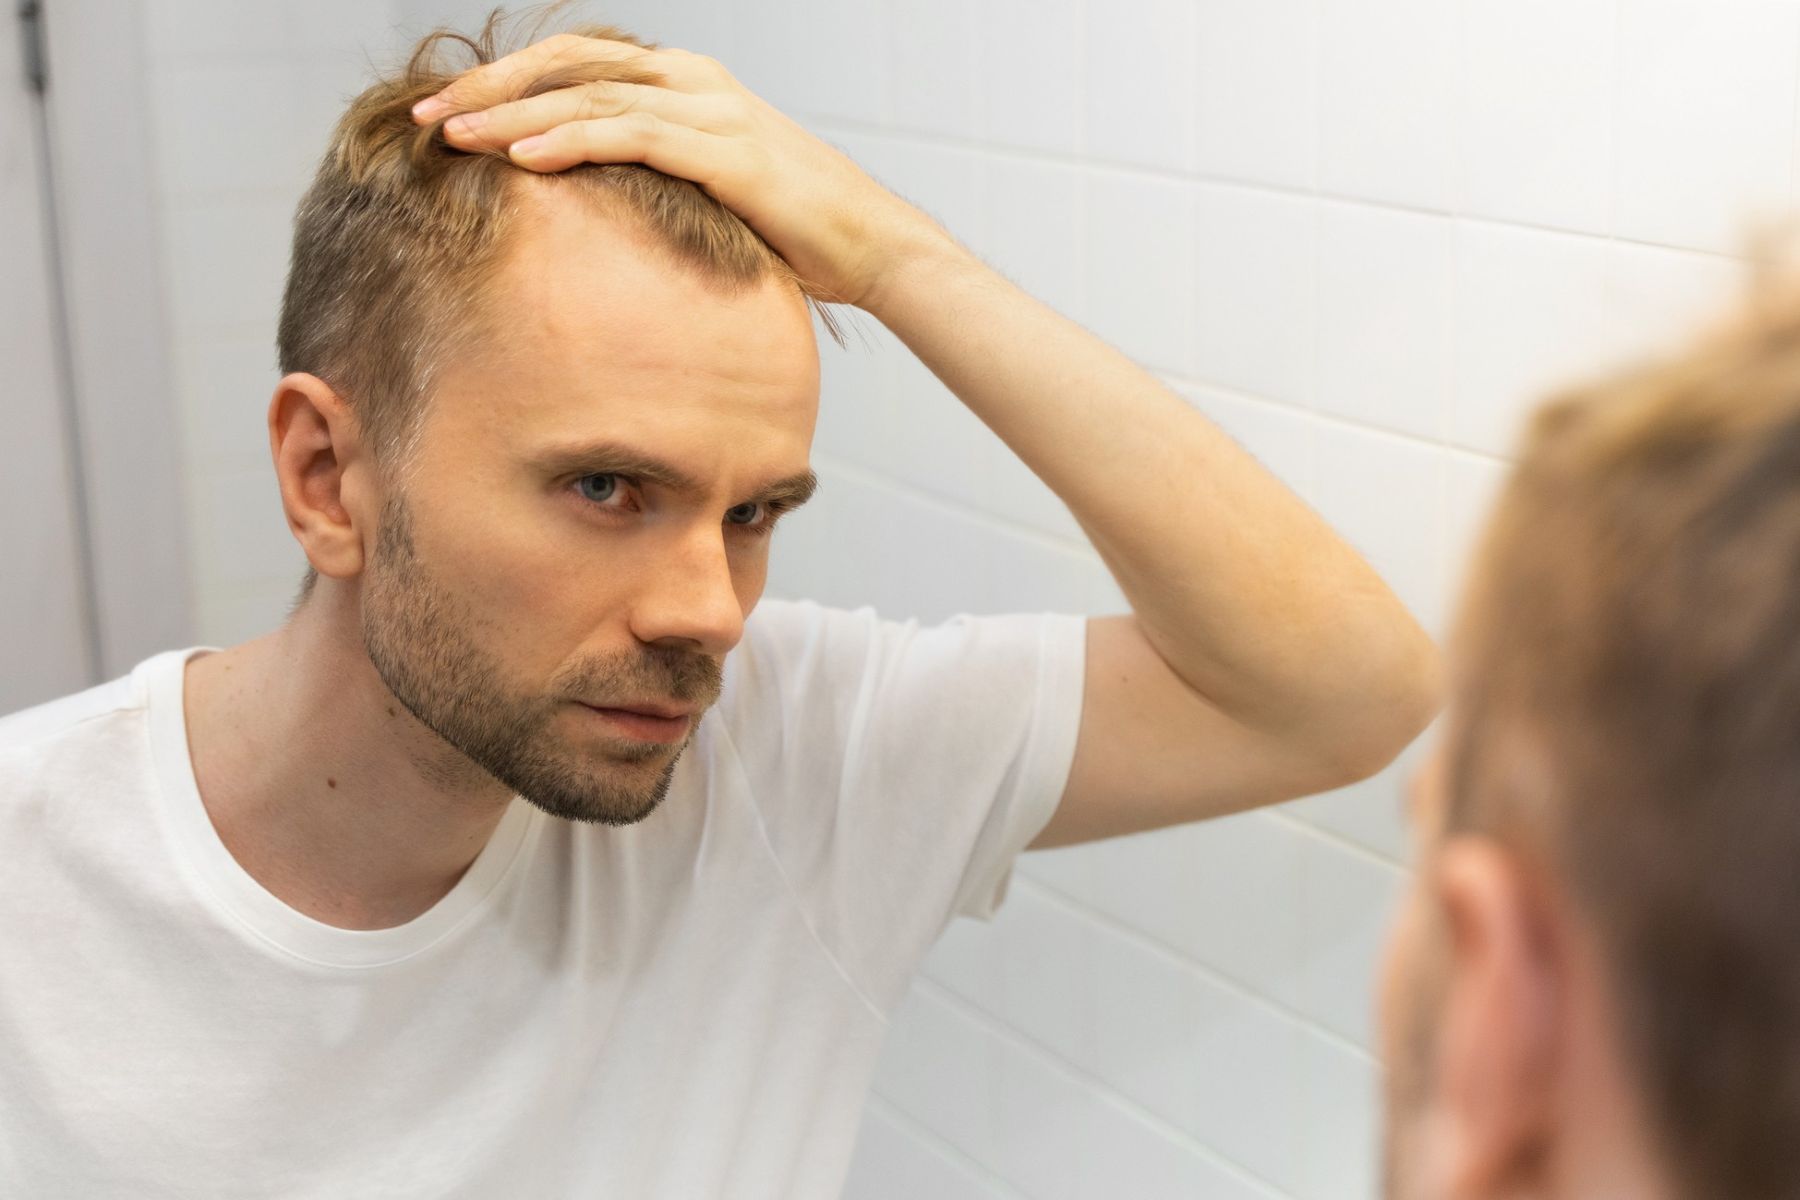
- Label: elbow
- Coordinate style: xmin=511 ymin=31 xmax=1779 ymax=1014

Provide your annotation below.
xmin=1311 ymin=631 xmax=1445 ymax=790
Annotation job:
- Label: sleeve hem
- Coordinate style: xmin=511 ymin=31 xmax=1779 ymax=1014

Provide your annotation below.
xmin=957 ymin=611 xmax=1090 ymax=922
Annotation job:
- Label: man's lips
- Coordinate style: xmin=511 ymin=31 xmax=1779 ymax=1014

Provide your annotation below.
xmin=576 ymin=701 xmax=695 ymax=744
xmin=587 ymin=699 xmax=696 ymax=721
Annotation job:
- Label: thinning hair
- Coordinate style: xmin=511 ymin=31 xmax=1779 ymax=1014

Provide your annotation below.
xmin=1447 ymin=266 xmax=1800 ymax=1198
xmin=280 ymin=11 xmax=823 ymax=456
xmin=278 ymin=8 xmax=831 ymax=600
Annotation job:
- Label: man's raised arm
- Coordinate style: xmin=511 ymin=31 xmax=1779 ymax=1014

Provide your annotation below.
xmin=419 ymin=36 xmax=1441 ymax=847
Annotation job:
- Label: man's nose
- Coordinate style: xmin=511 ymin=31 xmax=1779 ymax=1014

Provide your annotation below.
xmin=626 ymin=522 xmax=747 ymax=657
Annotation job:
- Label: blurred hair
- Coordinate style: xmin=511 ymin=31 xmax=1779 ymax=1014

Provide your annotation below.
xmin=1447 ymin=252 xmax=1800 ymax=1198
xmin=279 ymin=7 xmax=831 ymax=600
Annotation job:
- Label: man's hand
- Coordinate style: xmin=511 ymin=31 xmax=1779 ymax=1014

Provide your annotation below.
xmin=414 ymin=34 xmax=949 ymax=309
xmin=421 ymin=32 xmax=1439 ymax=849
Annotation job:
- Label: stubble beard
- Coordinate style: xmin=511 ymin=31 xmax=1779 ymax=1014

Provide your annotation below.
xmin=359 ymin=492 xmax=723 ymax=825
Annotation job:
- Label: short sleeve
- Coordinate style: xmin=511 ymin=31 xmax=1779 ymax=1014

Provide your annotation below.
xmin=714 ymin=599 xmax=1087 ymax=1011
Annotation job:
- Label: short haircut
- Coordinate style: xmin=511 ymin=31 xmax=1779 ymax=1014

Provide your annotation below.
xmin=1448 ymin=270 xmax=1800 ymax=1197
xmin=282 ymin=13 xmax=815 ymax=459
xmin=278 ymin=11 xmax=830 ymax=600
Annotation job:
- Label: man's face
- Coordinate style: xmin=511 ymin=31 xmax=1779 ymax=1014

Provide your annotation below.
xmin=361 ymin=191 xmax=821 ymax=824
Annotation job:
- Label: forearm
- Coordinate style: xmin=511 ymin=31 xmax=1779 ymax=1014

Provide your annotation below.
xmin=863 ymin=236 xmax=1439 ymax=755
xmin=429 ymin=38 xmax=1436 ymax=759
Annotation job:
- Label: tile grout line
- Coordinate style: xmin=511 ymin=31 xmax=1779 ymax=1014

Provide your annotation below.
xmin=806 ymin=114 xmax=1752 ymax=267
xmin=810 ymin=451 xmax=1104 ymax=561
xmin=1003 ymin=874 xmax=1381 ymax=1066
xmin=816 ymin=372 xmax=1513 ymax=548
xmin=1163 ymin=371 xmax=1518 ymax=463
xmin=1263 ymin=808 xmax=1410 ymax=873
xmin=859 ymin=1094 xmax=1035 ymax=1200
xmin=906 ymin=975 xmax=1299 ymax=1200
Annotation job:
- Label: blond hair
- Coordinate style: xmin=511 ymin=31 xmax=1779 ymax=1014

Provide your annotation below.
xmin=278 ymin=10 xmax=821 ymax=463
xmin=1448 ymin=269 xmax=1800 ymax=1197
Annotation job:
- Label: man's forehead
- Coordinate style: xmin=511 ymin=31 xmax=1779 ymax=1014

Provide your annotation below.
xmin=495 ymin=185 xmax=817 ymax=361
xmin=431 ymin=196 xmax=820 ymax=437
xmin=415 ymin=186 xmax=821 ymax=483
xmin=477 ymin=243 xmax=820 ymax=431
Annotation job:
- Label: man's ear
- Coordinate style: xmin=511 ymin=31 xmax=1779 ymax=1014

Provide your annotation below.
xmin=269 ymin=373 xmax=374 ymax=584
xmin=1431 ymin=836 xmax=1563 ymax=1198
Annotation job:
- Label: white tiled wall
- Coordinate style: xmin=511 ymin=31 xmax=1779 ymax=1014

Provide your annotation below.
xmin=141 ymin=0 xmax=407 ymax=644
xmin=144 ymin=1 xmax=1798 ymax=1196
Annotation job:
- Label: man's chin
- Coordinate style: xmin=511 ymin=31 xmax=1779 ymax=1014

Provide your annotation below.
xmin=509 ymin=742 xmax=686 ymax=826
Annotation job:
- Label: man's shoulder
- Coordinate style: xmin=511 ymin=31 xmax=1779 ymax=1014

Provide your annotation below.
xmin=733 ymin=598 xmax=895 ymax=682
xmin=743 ymin=595 xmax=848 ymax=634
xmin=737 ymin=597 xmax=1068 ymax=677
xmin=0 ymin=654 xmax=169 ymax=756
xmin=715 ymin=599 xmax=888 ymax=742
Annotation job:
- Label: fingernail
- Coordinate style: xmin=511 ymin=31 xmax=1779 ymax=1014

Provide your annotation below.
xmin=444 ymin=112 xmax=484 ymax=137
xmin=510 ymin=135 xmax=546 ymax=157
xmin=412 ymin=96 xmax=451 ymax=121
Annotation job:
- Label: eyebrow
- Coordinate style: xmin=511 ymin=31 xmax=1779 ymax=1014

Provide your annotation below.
xmin=528 ymin=440 xmax=820 ymax=509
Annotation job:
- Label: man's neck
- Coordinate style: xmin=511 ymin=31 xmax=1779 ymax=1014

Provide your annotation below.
xmin=182 ymin=592 xmax=515 ymax=930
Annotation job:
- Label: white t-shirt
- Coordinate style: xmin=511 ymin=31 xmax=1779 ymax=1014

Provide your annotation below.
xmin=0 ymin=599 xmax=1085 ymax=1199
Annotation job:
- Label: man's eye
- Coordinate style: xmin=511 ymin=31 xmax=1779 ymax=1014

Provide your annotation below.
xmin=725 ymin=502 xmax=765 ymax=526
xmin=576 ymin=474 xmax=621 ymax=504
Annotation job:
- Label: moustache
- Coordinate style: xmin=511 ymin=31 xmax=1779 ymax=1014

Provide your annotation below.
xmin=559 ymin=644 xmax=725 ymax=711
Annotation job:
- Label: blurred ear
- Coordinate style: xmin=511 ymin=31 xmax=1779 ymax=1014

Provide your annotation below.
xmin=1431 ymin=836 xmax=1563 ymax=1197
xmin=269 ymin=373 xmax=376 ymax=584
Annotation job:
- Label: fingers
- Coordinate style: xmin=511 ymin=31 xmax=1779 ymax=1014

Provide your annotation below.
xmin=414 ymin=36 xmax=731 ymax=123
xmin=507 ymin=113 xmax=746 ymax=187
xmin=440 ymin=80 xmax=730 ymax=153
xmin=414 ymin=34 xmax=632 ymax=121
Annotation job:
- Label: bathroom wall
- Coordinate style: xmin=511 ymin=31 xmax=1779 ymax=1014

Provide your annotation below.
xmin=149 ymin=1 xmax=1791 ymax=1195
xmin=137 ymin=0 xmax=403 ymax=644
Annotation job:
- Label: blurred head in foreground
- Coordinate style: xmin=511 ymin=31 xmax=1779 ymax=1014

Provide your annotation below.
xmin=270 ymin=13 xmax=824 ymax=826
xmin=1382 ymin=274 xmax=1800 ymax=1199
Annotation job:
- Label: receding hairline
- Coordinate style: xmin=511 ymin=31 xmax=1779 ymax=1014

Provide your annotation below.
xmin=280 ymin=14 xmax=835 ymax=450
xmin=416 ymin=174 xmax=820 ymax=417
xmin=496 ymin=172 xmax=812 ymax=302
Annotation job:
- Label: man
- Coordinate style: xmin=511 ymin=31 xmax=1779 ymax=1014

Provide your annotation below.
xmin=1380 ymin=285 xmax=1800 ymax=1198
xmin=0 ymin=17 xmax=1434 ymax=1197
